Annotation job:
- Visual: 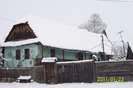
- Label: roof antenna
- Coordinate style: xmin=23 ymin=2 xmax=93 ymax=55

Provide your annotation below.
xmin=117 ymin=30 xmax=126 ymax=57
xmin=26 ymin=21 xmax=28 ymax=24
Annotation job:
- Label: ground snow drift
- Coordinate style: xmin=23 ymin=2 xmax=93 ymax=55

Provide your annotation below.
xmin=0 ymin=82 xmax=133 ymax=88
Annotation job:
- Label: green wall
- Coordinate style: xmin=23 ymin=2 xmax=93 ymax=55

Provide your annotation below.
xmin=4 ymin=44 xmax=39 ymax=67
xmin=42 ymin=46 xmax=98 ymax=61
xmin=4 ymin=43 xmax=100 ymax=67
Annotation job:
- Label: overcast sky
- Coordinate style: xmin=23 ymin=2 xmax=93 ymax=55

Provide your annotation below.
xmin=0 ymin=0 xmax=133 ymax=44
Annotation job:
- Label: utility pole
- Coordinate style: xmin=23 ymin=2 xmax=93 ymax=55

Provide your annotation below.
xmin=101 ymin=35 xmax=106 ymax=60
xmin=117 ymin=31 xmax=126 ymax=57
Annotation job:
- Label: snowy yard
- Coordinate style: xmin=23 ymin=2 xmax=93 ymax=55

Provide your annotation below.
xmin=0 ymin=82 xmax=133 ymax=88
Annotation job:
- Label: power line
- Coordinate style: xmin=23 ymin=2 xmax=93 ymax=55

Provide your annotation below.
xmin=0 ymin=17 xmax=16 ymax=22
xmin=104 ymin=43 xmax=113 ymax=48
xmin=97 ymin=0 xmax=133 ymax=2
xmin=87 ymin=43 xmax=102 ymax=51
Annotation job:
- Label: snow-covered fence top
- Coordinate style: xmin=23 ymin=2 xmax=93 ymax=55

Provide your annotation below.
xmin=57 ymin=59 xmax=93 ymax=64
xmin=41 ymin=57 xmax=57 ymax=63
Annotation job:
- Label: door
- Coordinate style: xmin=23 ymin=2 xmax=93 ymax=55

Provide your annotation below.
xmin=45 ymin=63 xmax=55 ymax=83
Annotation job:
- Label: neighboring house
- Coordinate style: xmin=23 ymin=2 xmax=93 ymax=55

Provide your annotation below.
xmin=126 ymin=41 xmax=133 ymax=59
xmin=1 ymin=15 xmax=113 ymax=67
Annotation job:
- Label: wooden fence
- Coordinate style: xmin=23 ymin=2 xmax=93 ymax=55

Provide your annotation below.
xmin=42 ymin=60 xmax=95 ymax=84
xmin=0 ymin=66 xmax=44 ymax=83
xmin=56 ymin=60 xmax=95 ymax=83
xmin=1 ymin=60 xmax=133 ymax=83
xmin=96 ymin=61 xmax=133 ymax=82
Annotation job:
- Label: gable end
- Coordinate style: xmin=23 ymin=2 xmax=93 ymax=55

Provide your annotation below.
xmin=5 ymin=22 xmax=37 ymax=42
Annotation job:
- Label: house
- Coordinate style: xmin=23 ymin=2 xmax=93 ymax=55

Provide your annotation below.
xmin=1 ymin=15 xmax=113 ymax=67
xmin=126 ymin=41 xmax=133 ymax=59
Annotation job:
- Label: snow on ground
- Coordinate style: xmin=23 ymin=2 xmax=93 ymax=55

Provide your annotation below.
xmin=0 ymin=82 xmax=133 ymax=88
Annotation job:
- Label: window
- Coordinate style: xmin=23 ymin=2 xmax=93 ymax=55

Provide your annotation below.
xmin=50 ymin=49 xmax=55 ymax=57
xmin=77 ymin=52 xmax=83 ymax=60
xmin=16 ymin=49 xmax=20 ymax=60
xmin=25 ymin=49 xmax=30 ymax=59
xmin=89 ymin=54 xmax=93 ymax=59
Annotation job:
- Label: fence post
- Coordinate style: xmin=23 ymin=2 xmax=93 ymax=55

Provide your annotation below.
xmin=0 ymin=67 xmax=1 ymax=82
xmin=43 ymin=64 xmax=46 ymax=83
xmin=92 ymin=58 xmax=96 ymax=82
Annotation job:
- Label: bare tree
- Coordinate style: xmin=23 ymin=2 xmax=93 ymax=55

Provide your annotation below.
xmin=0 ymin=48 xmax=4 ymax=67
xmin=111 ymin=42 xmax=128 ymax=60
xmin=79 ymin=13 xmax=107 ymax=34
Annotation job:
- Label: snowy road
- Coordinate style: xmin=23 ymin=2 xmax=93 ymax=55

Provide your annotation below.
xmin=0 ymin=82 xmax=133 ymax=88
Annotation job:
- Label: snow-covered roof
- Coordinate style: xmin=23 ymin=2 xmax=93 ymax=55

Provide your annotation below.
xmin=41 ymin=57 xmax=57 ymax=63
xmin=1 ymin=38 xmax=39 ymax=47
xmin=128 ymin=41 xmax=133 ymax=51
xmin=2 ymin=15 xmax=113 ymax=55
xmin=17 ymin=76 xmax=31 ymax=80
